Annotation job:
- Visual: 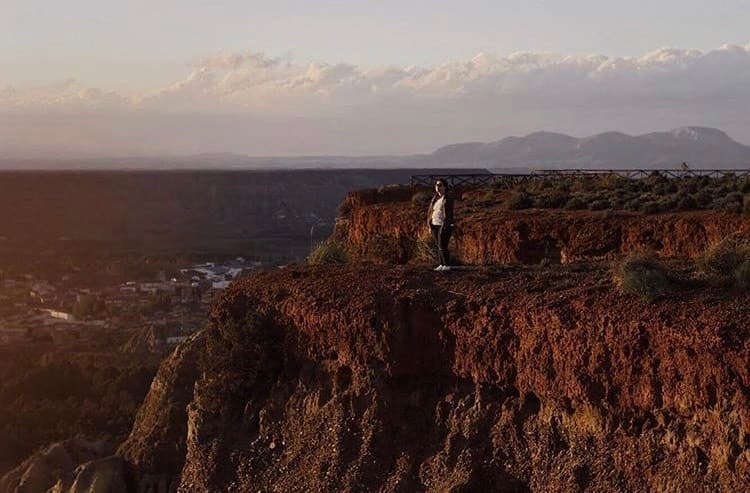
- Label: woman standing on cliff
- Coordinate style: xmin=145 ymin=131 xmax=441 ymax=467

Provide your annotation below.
xmin=427 ymin=179 xmax=455 ymax=271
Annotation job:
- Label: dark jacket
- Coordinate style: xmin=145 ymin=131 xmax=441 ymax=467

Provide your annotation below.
xmin=427 ymin=192 xmax=455 ymax=227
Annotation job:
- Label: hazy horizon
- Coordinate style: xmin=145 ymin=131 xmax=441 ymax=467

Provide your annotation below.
xmin=2 ymin=125 xmax=750 ymax=163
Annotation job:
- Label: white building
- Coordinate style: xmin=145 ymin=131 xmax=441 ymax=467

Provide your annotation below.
xmin=41 ymin=309 xmax=76 ymax=322
xmin=166 ymin=336 xmax=189 ymax=345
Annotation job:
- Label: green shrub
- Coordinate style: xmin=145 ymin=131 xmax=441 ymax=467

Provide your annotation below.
xmin=612 ymin=199 xmax=627 ymax=209
xmin=693 ymin=189 xmax=713 ymax=207
xmin=613 ymin=252 xmax=670 ymax=302
xmin=640 ymin=201 xmax=662 ymax=214
xmin=572 ymin=177 xmax=597 ymax=193
xmin=715 ymin=184 xmax=732 ymax=195
xmin=565 ymin=196 xmax=587 ymax=210
xmin=677 ymin=194 xmax=697 ymax=211
xmin=507 ymin=191 xmax=533 ymax=210
xmin=678 ymin=179 xmax=699 ymax=195
xmin=698 ymin=237 xmax=750 ymax=279
xmin=307 ymin=240 xmax=348 ymax=265
xmin=658 ymin=196 xmax=679 ymax=211
xmin=625 ymin=198 xmax=641 ymax=211
xmin=720 ymin=192 xmax=744 ymax=213
xmin=533 ymin=190 xmax=569 ymax=208
xmin=646 ymin=171 xmax=668 ymax=187
xmin=654 ymin=181 xmax=678 ymax=196
xmin=597 ymin=174 xmax=628 ymax=190
xmin=624 ymin=180 xmax=647 ymax=194
xmin=588 ymin=199 xmax=611 ymax=211
xmin=719 ymin=200 xmax=743 ymax=214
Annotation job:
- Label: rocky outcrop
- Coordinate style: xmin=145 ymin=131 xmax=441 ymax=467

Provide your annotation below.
xmin=120 ymin=326 xmax=167 ymax=355
xmin=0 ymin=439 xmax=121 ymax=493
xmin=335 ymin=187 xmax=750 ymax=264
xmin=113 ymin=264 xmax=749 ymax=492
xmin=117 ymin=331 xmax=206 ymax=492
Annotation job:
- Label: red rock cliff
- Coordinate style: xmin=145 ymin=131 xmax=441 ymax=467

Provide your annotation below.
xmin=335 ymin=187 xmax=750 ymax=264
xmin=118 ymin=264 xmax=750 ymax=492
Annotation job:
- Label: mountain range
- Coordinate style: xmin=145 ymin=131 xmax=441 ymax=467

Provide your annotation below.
xmin=2 ymin=126 xmax=749 ymax=170
xmin=430 ymin=127 xmax=750 ymax=169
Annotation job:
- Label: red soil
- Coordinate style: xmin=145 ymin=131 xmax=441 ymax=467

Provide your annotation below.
xmin=118 ymin=264 xmax=750 ymax=492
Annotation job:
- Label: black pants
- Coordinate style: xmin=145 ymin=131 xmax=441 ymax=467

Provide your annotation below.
xmin=430 ymin=223 xmax=452 ymax=265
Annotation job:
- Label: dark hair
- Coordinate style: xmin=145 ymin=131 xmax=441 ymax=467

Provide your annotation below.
xmin=434 ymin=179 xmax=449 ymax=190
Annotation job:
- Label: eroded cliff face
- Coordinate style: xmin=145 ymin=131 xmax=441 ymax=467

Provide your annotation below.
xmin=335 ymin=187 xmax=750 ymax=264
xmin=116 ymin=331 xmax=206 ymax=492
xmin=0 ymin=439 xmax=121 ymax=493
xmin=118 ymin=264 xmax=750 ymax=492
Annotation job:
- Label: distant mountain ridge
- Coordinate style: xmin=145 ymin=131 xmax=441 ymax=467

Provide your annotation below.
xmin=431 ymin=127 xmax=750 ymax=169
xmin=3 ymin=126 xmax=749 ymax=170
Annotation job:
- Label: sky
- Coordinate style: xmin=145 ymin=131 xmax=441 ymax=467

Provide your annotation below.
xmin=1 ymin=0 xmax=750 ymax=157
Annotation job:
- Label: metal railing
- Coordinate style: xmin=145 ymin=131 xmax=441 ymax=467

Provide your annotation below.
xmin=530 ymin=168 xmax=750 ymax=179
xmin=410 ymin=173 xmax=531 ymax=188
xmin=411 ymin=169 xmax=750 ymax=187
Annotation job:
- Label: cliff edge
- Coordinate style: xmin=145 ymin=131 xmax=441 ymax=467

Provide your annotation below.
xmin=334 ymin=186 xmax=750 ymax=265
xmin=118 ymin=263 xmax=748 ymax=492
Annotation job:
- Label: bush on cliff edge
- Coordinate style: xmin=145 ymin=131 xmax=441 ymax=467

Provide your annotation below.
xmin=612 ymin=252 xmax=670 ymax=302
xmin=698 ymin=236 xmax=750 ymax=287
xmin=307 ymin=240 xmax=348 ymax=265
xmin=413 ymin=229 xmax=437 ymax=263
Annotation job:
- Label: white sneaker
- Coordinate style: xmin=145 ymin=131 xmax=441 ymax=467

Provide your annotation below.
xmin=434 ymin=265 xmax=445 ymax=271
xmin=442 ymin=265 xmax=452 ymax=271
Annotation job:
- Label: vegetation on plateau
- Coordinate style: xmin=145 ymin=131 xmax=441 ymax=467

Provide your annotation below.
xmin=460 ymin=173 xmax=750 ymax=214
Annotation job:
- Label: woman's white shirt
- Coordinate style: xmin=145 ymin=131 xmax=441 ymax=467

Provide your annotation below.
xmin=431 ymin=196 xmax=446 ymax=226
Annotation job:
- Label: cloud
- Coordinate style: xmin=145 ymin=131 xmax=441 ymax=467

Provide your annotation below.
xmin=0 ymin=79 xmax=129 ymax=110
xmin=2 ymin=43 xmax=750 ymax=156
xmin=5 ymin=43 xmax=750 ymax=112
xmin=191 ymin=50 xmax=284 ymax=71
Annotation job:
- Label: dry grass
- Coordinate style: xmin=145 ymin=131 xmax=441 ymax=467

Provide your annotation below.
xmin=612 ymin=251 xmax=670 ymax=302
xmin=413 ymin=229 xmax=437 ymax=263
xmin=307 ymin=240 xmax=348 ymax=265
xmin=697 ymin=236 xmax=750 ymax=287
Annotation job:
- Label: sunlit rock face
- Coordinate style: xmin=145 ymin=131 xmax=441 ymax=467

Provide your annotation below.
xmin=112 ymin=263 xmax=749 ymax=492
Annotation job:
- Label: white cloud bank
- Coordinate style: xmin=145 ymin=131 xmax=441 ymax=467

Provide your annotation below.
xmin=2 ymin=43 xmax=750 ymax=157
